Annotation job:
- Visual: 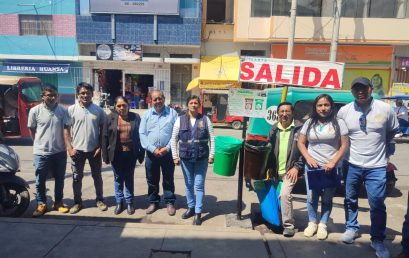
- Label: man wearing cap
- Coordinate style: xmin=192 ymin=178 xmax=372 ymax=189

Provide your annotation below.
xmin=337 ymin=77 xmax=399 ymax=258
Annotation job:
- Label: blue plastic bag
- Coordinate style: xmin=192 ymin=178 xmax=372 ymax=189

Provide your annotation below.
xmin=254 ymin=180 xmax=281 ymax=226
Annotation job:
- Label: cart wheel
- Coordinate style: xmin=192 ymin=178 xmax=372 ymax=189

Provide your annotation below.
xmin=231 ymin=120 xmax=242 ymax=130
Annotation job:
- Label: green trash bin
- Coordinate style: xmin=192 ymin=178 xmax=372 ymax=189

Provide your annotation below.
xmin=213 ymin=136 xmax=243 ymax=177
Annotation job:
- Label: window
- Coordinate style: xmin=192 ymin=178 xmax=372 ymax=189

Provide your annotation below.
xmin=180 ymin=0 xmax=199 ymax=18
xmin=19 ymin=15 xmax=52 ymax=36
xmin=251 ymin=0 xmax=272 ymax=17
xmin=207 ymin=0 xmax=234 ymax=23
xmin=342 ymin=0 xmax=399 ymax=18
xmin=78 ymin=0 xmax=90 ymax=15
xmin=240 ymin=50 xmax=266 ymax=56
xmin=272 ymin=0 xmax=291 ymax=16
xmin=143 ymin=53 xmax=161 ymax=58
xmin=369 ymin=0 xmax=397 ymax=18
xmin=297 ymin=0 xmax=322 ymax=16
xmin=169 ymin=54 xmax=193 ymax=58
xmin=170 ymin=64 xmax=192 ymax=106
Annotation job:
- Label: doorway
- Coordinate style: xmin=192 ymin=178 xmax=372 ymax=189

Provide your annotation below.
xmin=124 ymin=73 xmax=154 ymax=109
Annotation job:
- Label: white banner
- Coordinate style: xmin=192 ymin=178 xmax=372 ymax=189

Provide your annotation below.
xmin=228 ymin=88 xmax=267 ymax=118
xmin=239 ymin=56 xmax=345 ymax=89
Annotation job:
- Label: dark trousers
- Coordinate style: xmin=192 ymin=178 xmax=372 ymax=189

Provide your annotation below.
xmin=71 ymin=150 xmax=103 ymax=204
xmin=112 ymin=151 xmax=137 ymax=204
xmin=145 ymin=151 xmax=175 ymax=204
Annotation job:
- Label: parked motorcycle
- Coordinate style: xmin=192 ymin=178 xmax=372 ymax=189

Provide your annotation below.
xmin=0 ymin=144 xmax=30 ymax=217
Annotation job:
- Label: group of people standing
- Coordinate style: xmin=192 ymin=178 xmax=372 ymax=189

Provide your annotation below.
xmin=267 ymin=77 xmax=400 ymax=258
xmin=28 ymin=83 xmax=214 ymax=226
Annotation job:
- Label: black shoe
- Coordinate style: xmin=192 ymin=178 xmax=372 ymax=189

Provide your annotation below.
xmin=193 ymin=213 xmax=202 ymax=226
xmin=181 ymin=208 xmax=195 ymax=219
xmin=127 ymin=204 xmax=135 ymax=215
xmin=114 ymin=203 xmax=123 ymax=215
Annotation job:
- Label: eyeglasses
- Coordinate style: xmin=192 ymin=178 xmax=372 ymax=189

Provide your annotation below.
xmin=359 ymin=114 xmax=367 ymax=132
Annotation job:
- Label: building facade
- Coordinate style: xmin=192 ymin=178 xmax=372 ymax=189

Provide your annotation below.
xmin=200 ymin=0 xmax=409 ymax=96
xmin=0 ymin=0 xmax=80 ymax=104
xmin=76 ymin=0 xmax=202 ymax=107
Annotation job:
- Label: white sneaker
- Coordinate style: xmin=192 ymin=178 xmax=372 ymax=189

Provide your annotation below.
xmin=303 ymin=222 xmax=318 ymax=237
xmin=317 ymin=223 xmax=328 ymax=240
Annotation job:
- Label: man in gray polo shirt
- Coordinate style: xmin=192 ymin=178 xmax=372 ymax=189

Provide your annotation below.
xmin=28 ymin=84 xmax=70 ymax=217
xmin=64 ymin=82 xmax=107 ymax=214
xmin=337 ymin=77 xmax=399 ymax=258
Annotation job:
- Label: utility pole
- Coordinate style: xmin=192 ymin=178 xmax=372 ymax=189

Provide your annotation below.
xmin=282 ymin=0 xmax=297 ymax=102
xmin=287 ymin=0 xmax=298 ymax=59
xmin=330 ymin=0 xmax=343 ymax=62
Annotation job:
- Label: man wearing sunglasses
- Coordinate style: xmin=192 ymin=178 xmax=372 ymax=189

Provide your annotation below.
xmin=337 ymin=77 xmax=399 ymax=258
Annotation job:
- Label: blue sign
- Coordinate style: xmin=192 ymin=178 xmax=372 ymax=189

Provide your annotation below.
xmin=2 ymin=62 xmax=70 ymax=74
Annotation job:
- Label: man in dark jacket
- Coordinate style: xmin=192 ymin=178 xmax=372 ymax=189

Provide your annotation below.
xmin=268 ymin=102 xmax=304 ymax=237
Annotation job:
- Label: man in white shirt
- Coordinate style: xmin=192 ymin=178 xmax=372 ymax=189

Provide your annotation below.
xmin=337 ymin=77 xmax=399 ymax=258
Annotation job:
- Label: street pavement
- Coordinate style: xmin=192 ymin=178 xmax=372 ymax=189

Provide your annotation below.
xmin=1 ymin=128 xmax=408 ymax=258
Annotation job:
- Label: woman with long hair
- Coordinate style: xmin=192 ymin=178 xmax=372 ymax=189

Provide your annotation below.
xmin=170 ymin=95 xmax=215 ymax=226
xmin=102 ymin=96 xmax=145 ymax=215
xmin=297 ymin=94 xmax=349 ymax=240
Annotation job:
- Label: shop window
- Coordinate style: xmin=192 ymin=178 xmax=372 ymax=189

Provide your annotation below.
xmin=240 ymin=50 xmax=266 ymax=57
xmin=19 ymin=15 xmax=53 ymax=36
xmin=171 ymin=64 xmax=192 ymax=106
xmin=169 ymin=54 xmax=193 ymax=58
xmin=207 ymin=0 xmax=234 ymax=23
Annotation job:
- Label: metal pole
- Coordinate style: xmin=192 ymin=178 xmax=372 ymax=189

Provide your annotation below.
xmin=153 ymin=15 xmax=158 ymax=43
xmin=282 ymin=0 xmax=297 ymax=102
xmin=330 ymin=0 xmax=343 ymax=62
xmin=237 ymin=117 xmax=248 ymax=220
xmin=286 ymin=0 xmax=298 ymax=60
xmin=111 ymin=14 xmax=116 ymax=42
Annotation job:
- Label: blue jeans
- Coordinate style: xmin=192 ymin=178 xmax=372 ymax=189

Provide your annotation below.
xmin=401 ymin=191 xmax=409 ymax=255
xmin=344 ymin=162 xmax=387 ymax=241
xmin=33 ymin=151 xmax=67 ymax=204
xmin=180 ymin=158 xmax=208 ymax=214
xmin=305 ymin=167 xmax=337 ymax=224
xmin=112 ymin=151 xmax=137 ymax=204
xmin=145 ymin=151 xmax=176 ymax=204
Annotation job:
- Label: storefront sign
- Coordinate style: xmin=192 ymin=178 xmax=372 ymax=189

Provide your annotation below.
xmin=239 ymin=57 xmax=344 ymax=89
xmin=90 ymin=0 xmax=179 ymax=15
xmin=2 ymin=62 xmax=70 ymax=74
xmin=392 ymin=82 xmax=409 ymax=95
xmin=96 ymin=44 xmax=142 ymax=61
xmin=271 ymin=44 xmax=393 ymax=65
xmin=228 ymin=88 xmax=267 ymax=118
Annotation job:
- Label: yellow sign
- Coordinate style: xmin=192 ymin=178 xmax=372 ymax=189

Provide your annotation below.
xmin=343 ymin=69 xmax=390 ymax=97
